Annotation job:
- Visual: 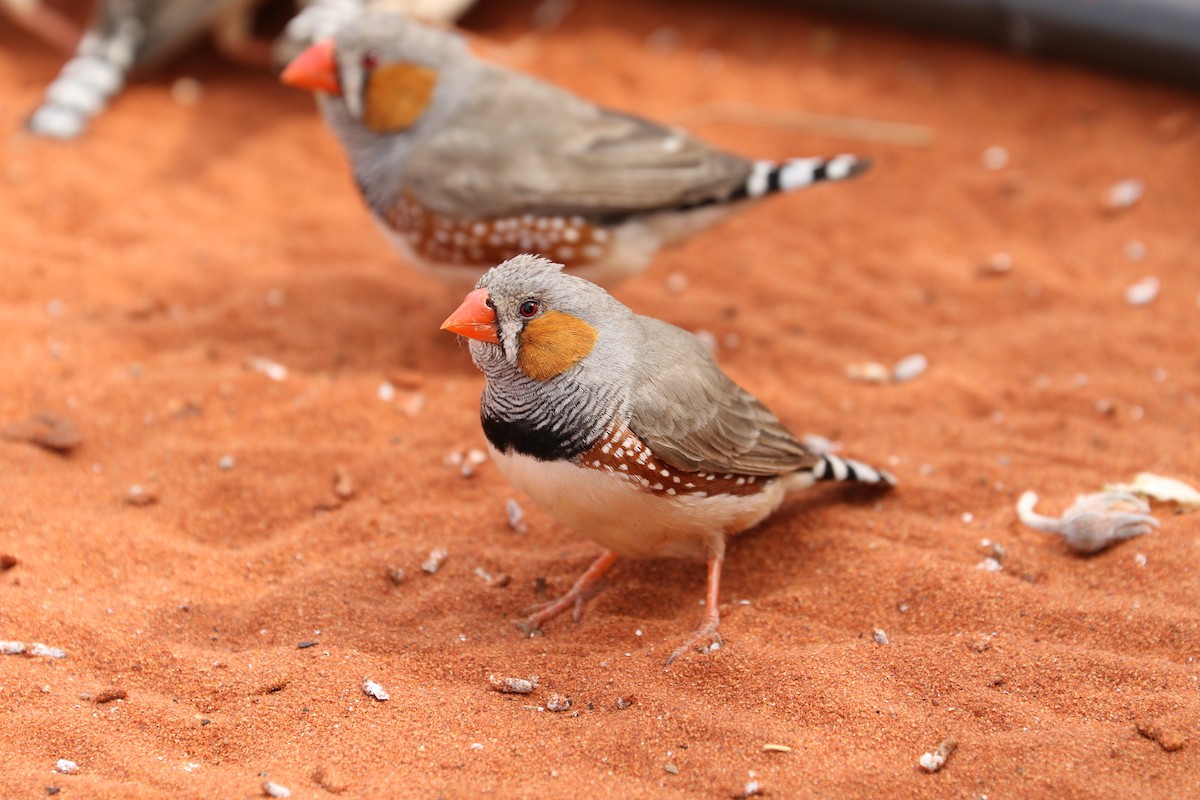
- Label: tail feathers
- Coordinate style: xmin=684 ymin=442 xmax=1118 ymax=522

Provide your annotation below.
xmin=811 ymin=453 xmax=896 ymax=487
xmin=27 ymin=25 xmax=143 ymax=140
xmin=738 ymin=154 xmax=871 ymax=200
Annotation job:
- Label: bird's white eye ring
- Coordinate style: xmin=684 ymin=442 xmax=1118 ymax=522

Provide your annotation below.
xmin=519 ymin=300 xmax=540 ymax=318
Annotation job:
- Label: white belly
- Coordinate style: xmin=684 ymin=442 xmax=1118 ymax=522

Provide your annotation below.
xmin=488 ymin=444 xmax=787 ymax=561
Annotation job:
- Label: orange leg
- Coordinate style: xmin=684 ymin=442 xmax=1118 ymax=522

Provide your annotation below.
xmin=518 ymin=549 xmax=619 ymax=635
xmin=666 ymin=555 xmax=724 ymax=666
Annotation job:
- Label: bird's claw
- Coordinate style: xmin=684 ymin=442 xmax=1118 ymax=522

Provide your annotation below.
xmin=665 ymin=622 xmax=723 ymax=666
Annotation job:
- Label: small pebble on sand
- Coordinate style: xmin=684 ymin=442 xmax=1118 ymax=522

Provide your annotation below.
xmin=377 ymin=381 xmax=396 ymax=402
xmin=892 ymin=354 xmax=929 ymax=383
xmin=918 ymin=738 xmax=958 ymax=772
xmin=125 ymin=484 xmax=157 ymax=507
xmin=30 ymin=644 xmax=67 ymax=659
xmin=0 ymin=553 xmax=17 ymax=570
xmin=1103 ymin=178 xmax=1144 ymax=210
xmin=506 ymin=499 xmax=528 ymax=533
xmin=846 ymin=361 xmax=890 ymax=383
xmin=982 ymin=145 xmax=1009 ymax=170
xmin=218 ymin=455 xmax=236 ymax=471
xmin=262 ymin=781 xmax=291 ymax=798
xmin=362 ymin=679 xmax=390 ymax=701
xmin=873 ymin=629 xmax=889 ymax=645
xmin=55 ymin=760 xmax=78 ymax=774
xmin=545 ymin=693 xmax=572 ymax=712
xmin=1124 ymin=276 xmax=1160 ymax=306
xmin=422 ymin=549 xmax=448 ymax=574
xmin=489 ymin=674 xmax=538 ymax=694
xmin=249 ymin=357 xmax=288 ymax=382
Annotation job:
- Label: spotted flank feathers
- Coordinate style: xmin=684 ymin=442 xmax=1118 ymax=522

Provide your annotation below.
xmin=387 ymin=193 xmax=613 ymax=267
xmin=579 ymin=424 xmax=770 ymax=498
xmin=579 ymin=424 xmax=894 ymax=498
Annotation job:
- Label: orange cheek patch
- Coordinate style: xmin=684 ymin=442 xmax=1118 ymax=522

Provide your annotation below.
xmin=517 ymin=311 xmax=598 ymax=382
xmin=364 ymin=62 xmax=438 ymax=133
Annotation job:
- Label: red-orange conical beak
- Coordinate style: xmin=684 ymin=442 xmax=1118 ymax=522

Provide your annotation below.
xmin=441 ymin=288 xmax=500 ymax=344
xmin=281 ymin=39 xmax=342 ymax=95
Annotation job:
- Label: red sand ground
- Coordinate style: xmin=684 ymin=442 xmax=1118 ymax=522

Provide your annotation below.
xmin=2 ymin=1 xmax=1199 ymax=797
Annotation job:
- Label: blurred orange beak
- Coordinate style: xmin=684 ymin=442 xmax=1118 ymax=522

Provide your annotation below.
xmin=281 ymin=39 xmax=341 ymax=95
xmin=441 ymin=288 xmax=500 ymax=344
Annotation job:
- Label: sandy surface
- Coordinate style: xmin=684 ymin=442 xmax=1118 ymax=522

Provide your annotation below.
xmin=2 ymin=0 xmax=1199 ymax=797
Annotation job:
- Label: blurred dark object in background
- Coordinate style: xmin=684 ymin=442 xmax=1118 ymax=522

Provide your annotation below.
xmin=782 ymin=0 xmax=1200 ymax=90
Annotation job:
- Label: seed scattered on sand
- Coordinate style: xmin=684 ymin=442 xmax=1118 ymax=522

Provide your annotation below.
xmin=763 ymin=743 xmax=793 ymax=753
xmin=2 ymin=412 xmax=83 ymax=454
xmin=738 ymin=780 xmax=763 ymax=798
xmin=1105 ymin=473 xmax=1200 ymax=510
xmin=387 ymin=568 xmax=406 ymax=585
xmin=1017 ymin=490 xmax=1158 ymax=553
xmin=470 ymin=743 xmax=483 ymax=751
xmin=919 ymin=738 xmax=957 ymax=773
xmin=218 ymin=455 xmax=236 ymax=471
xmin=125 ymin=484 xmax=157 ymax=507
xmin=873 ymin=629 xmax=889 ymax=645
xmin=546 ymin=693 xmax=571 ymax=712
xmin=892 ymin=354 xmax=928 ymax=383
xmin=1124 ymin=276 xmax=1160 ymax=306
xmin=1137 ymin=719 xmax=1187 ymax=751
xmin=506 ymin=499 xmax=528 ymax=533
xmin=378 ymin=381 xmax=396 ymax=402
xmin=982 ymin=145 xmax=1009 ymax=170
xmin=664 ymin=762 xmax=680 ymax=775
xmin=846 ymin=361 xmax=890 ymax=383
xmin=972 ymin=633 xmax=996 ymax=653
xmin=978 ymin=251 xmax=1013 ymax=276
xmin=362 ymin=679 xmax=390 ymax=701
xmin=1134 ymin=552 xmax=1148 ymax=567
xmin=666 ymin=272 xmax=688 ymax=293
xmin=1103 ymin=178 xmax=1144 ymax=210
xmin=333 ymin=467 xmax=354 ymax=500
xmin=489 ymin=674 xmax=538 ymax=694
xmin=1124 ymin=240 xmax=1147 ymax=261
xmin=422 ymin=548 xmax=449 ymax=574
xmin=262 ymin=781 xmax=291 ymax=798
xmin=249 ymin=357 xmax=288 ymax=382
xmin=170 ymin=77 xmax=203 ymax=105
xmin=474 ymin=567 xmax=511 ymax=588
xmin=976 ymin=557 xmax=1002 ymax=572
xmin=616 ymin=696 xmax=634 ymax=710
xmin=30 ymin=643 xmax=67 ymax=659
xmin=0 ymin=553 xmax=16 ymax=571
xmin=297 ymin=641 xmax=318 ymax=649
xmin=1 ymin=641 xmax=26 ymax=655
xmin=55 ymin=760 xmax=78 ymax=774
xmin=93 ymin=688 xmax=127 ymax=704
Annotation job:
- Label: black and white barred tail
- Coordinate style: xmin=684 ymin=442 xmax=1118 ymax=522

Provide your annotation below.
xmin=810 ymin=453 xmax=896 ymax=487
xmin=734 ymin=154 xmax=871 ymax=201
xmin=27 ymin=24 xmax=144 ymax=140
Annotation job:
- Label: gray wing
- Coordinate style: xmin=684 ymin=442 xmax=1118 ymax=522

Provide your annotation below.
xmin=406 ymin=68 xmax=753 ymax=218
xmin=627 ymin=318 xmax=818 ymax=477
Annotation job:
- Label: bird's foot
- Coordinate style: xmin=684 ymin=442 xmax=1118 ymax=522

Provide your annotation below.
xmin=514 ymin=549 xmax=619 ymax=637
xmin=666 ymin=618 xmax=722 ymax=666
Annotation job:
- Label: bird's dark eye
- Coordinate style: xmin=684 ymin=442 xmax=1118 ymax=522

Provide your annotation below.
xmin=484 ymin=296 xmax=495 ymax=310
xmin=519 ymin=300 xmax=540 ymax=318
xmin=361 ymin=49 xmax=381 ymax=70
